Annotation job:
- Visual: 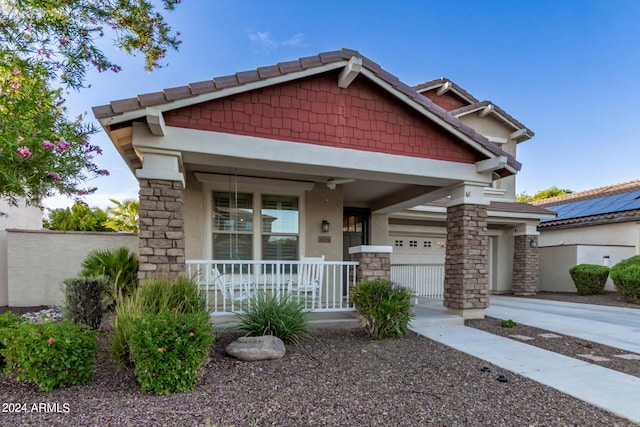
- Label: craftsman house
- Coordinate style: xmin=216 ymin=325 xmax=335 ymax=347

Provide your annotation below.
xmin=93 ymin=48 xmax=552 ymax=319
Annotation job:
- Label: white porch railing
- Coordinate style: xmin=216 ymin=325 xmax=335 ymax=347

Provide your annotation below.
xmin=391 ymin=264 xmax=445 ymax=299
xmin=186 ymin=260 xmax=358 ymax=315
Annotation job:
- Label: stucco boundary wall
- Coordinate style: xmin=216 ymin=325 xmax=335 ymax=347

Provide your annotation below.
xmin=0 ymin=229 xmax=138 ymax=307
xmin=539 ymin=244 xmax=635 ymax=293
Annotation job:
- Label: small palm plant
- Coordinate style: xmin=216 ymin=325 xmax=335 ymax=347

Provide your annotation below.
xmin=80 ymin=246 xmax=139 ymax=309
xmin=103 ymin=199 xmax=139 ymax=232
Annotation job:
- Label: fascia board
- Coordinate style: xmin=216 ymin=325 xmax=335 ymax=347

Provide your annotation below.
xmin=132 ymin=126 xmax=490 ymax=185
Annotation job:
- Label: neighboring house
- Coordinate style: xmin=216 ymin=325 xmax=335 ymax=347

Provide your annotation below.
xmin=0 ymin=199 xmax=42 ymax=231
xmin=93 ymin=48 xmax=552 ymax=319
xmin=534 ymin=180 xmax=640 ymax=292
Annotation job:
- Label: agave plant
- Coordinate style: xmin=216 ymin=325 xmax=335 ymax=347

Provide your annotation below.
xmin=80 ymin=246 xmax=139 ymax=309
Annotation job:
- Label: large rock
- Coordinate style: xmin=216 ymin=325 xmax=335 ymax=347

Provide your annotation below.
xmin=225 ymin=335 xmax=286 ymax=361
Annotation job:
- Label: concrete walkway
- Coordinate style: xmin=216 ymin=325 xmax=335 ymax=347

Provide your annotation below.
xmin=410 ymin=298 xmax=640 ymax=424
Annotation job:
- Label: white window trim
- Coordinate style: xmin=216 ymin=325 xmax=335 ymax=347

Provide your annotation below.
xmin=199 ymin=174 xmax=312 ymax=260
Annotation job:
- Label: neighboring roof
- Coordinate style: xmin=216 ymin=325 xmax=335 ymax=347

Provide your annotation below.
xmin=92 ymin=48 xmax=521 ymax=173
xmin=535 ymin=180 xmax=640 ymax=229
xmin=533 ymin=180 xmax=640 ymax=207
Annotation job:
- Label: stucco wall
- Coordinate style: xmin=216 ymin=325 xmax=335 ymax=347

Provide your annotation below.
xmin=0 ymin=200 xmax=42 ymax=231
xmin=539 ymin=222 xmax=640 ymax=252
xmin=492 ymin=229 xmax=515 ymax=293
xmin=305 ymin=184 xmax=343 ymax=261
xmin=183 ymin=174 xmax=206 ymax=260
xmin=539 ymin=244 xmax=635 ymax=292
xmin=3 ymin=230 xmax=137 ymax=307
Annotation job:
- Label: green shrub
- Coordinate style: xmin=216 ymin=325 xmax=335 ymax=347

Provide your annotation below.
xmin=0 ymin=312 xmax=26 ymax=369
xmin=137 ymin=276 xmax=206 ymax=315
xmin=81 ymin=246 xmax=139 ymax=309
xmin=350 ymin=279 xmax=415 ymax=340
xmin=110 ymin=276 xmax=207 ymax=369
xmin=128 ymin=310 xmax=214 ymax=395
xmin=234 ymin=291 xmax=309 ymax=345
xmin=1 ymin=320 xmax=98 ymax=391
xmin=501 ymin=319 xmax=517 ymax=328
xmin=610 ymin=263 xmax=640 ymax=304
xmin=63 ymin=276 xmax=109 ymax=329
xmin=568 ymin=264 xmax=610 ymax=295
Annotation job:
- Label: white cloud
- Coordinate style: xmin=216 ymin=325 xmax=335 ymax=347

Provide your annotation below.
xmin=247 ymin=30 xmax=305 ymax=51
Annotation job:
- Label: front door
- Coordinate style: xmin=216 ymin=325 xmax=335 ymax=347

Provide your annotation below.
xmin=342 ymin=208 xmax=370 ymax=295
xmin=342 ymin=208 xmax=370 ymax=262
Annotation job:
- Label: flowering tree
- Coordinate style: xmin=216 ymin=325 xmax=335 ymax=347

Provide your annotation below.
xmin=0 ymin=0 xmax=181 ymax=206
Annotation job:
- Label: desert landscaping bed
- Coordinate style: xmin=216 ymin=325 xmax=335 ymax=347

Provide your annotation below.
xmin=0 ymin=323 xmax=634 ymax=426
xmin=1 ymin=292 xmax=637 ymax=426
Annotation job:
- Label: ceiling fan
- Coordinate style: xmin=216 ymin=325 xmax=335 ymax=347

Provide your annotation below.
xmin=326 ymin=178 xmax=355 ymax=190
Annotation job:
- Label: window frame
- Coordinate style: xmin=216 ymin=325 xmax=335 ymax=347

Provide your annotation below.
xmin=201 ymin=174 xmax=312 ymax=261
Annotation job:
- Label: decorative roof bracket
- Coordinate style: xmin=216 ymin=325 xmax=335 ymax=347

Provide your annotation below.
xmin=145 ymin=107 xmax=166 ymax=136
xmin=338 ymin=57 xmax=362 ymax=88
xmin=436 ymin=81 xmax=451 ymax=96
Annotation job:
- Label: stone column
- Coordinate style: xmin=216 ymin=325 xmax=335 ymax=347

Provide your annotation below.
xmin=512 ymin=224 xmax=539 ymax=295
xmin=348 ymin=245 xmax=392 ymax=284
xmin=443 ymin=183 xmax=490 ymax=319
xmin=137 ymin=179 xmax=185 ymax=281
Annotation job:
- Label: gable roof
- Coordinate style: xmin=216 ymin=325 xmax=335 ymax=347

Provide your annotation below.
xmin=415 ymin=78 xmax=533 ymax=142
xmin=451 ymin=101 xmax=534 ymax=142
xmin=93 ymin=48 xmax=522 ymax=174
xmin=535 ymin=180 xmax=640 ymax=229
xmin=414 ymin=78 xmax=479 ymax=105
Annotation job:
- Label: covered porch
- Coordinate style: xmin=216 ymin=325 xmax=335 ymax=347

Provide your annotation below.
xmin=93 ymin=49 xmax=529 ymax=320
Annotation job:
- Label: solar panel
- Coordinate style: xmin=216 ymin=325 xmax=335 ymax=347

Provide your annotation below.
xmin=543 ymin=190 xmax=640 ymax=222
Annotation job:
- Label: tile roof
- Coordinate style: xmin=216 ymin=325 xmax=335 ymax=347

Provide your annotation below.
xmin=535 ymin=180 xmax=640 ymax=229
xmin=92 ymin=48 xmax=522 ymax=172
xmin=532 ymin=180 xmax=640 ymax=207
xmin=413 ymin=78 xmax=480 ymax=104
xmin=538 ymin=209 xmax=640 ymax=229
xmin=424 ymin=198 xmax=556 ymax=217
xmin=451 ymin=101 xmax=534 ymax=138
xmin=413 ymin=79 xmax=533 ymax=141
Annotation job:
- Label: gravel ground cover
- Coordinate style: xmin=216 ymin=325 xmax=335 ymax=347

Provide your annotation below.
xmin=0 ymin=292 xmax=637 ymax=426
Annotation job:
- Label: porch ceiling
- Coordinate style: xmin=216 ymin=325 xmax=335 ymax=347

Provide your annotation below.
xmin=183 ymin=158 xmax=445 ymax=210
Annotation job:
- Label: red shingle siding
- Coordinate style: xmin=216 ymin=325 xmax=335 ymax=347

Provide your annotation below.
xmin=421 ymin=90 xmax=469 ymax=111
xmin=164 ymin=73 xmax=479 ymax=164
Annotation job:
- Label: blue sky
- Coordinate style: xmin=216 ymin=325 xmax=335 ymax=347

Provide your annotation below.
xmin=50 ymin=0 xmax=640 ymax=209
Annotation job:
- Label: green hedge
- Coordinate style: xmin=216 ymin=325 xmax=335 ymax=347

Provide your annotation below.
xmin=1 ymin=320 xmax=98 ymax=391
xmin=610 ymin=256 xmax=640 ymax=304
xmin=568 ymin=264 xmax=610 ymax=295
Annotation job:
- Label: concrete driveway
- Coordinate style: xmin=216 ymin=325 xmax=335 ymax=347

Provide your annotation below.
xmin=486 ymin=296 xmax=640 ymax=354
xmin=412 ymin=296 xmax=640 ymax=423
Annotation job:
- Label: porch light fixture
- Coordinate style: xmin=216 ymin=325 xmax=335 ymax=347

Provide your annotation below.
xmin=530 ymin=238 xmax=537 ymax=248
xmin=322 ymin=220 xmax=330 ymax=233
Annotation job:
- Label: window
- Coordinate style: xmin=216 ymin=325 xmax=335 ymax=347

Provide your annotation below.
xmin=212 ymin=192 xmax=299 ymax=261
xmin=394 ymin=240 xmax=403 ymax=247
xmin=261 ymin=195 xmax=299 ymax=261
xmin=212 ymin=192 xmax=253 ymax=260
xmin=409 ymin=240 xmax=417 ymax=247
xmin=343 ymin=214 xmax=363 ymax=232
xmin=424 ymin=241 xmax=432 ymax=248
